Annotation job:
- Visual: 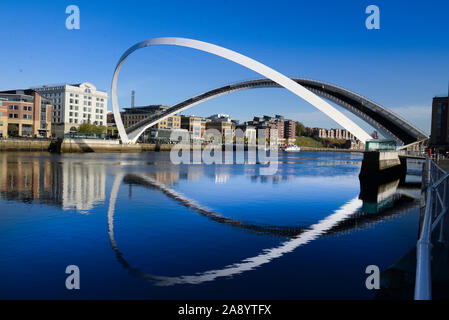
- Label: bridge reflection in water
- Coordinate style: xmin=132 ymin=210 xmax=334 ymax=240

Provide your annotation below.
xmin=107 ymin=165 xmax=420 ymax=286
xmin=0 ymin=152 xmax=422 ymax=297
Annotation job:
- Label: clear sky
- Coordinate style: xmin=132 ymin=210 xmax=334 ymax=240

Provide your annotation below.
xmin=1 ymin=0 xmax=448 ymax=134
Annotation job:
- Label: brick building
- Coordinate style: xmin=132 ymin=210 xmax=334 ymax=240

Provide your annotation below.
xmin=0 ymin=89 xmax=52 ymax=138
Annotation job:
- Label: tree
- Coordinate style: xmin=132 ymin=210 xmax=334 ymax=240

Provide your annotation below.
xmin=77 ymin=123 xmax=106 ymax=134
xmin=295 ymin=122 xmax=307 ymax=137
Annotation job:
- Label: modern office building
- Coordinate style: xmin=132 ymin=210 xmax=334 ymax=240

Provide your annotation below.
xmin=32 ymin=82 xmax=108 ymax=137
xmin=0 ymin=89 xmax=52 ymax=138
xmin=430 ymin=94 xmax=449 ymax=149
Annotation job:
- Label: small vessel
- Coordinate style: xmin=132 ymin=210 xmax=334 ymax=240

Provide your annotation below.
xmin=282 ymin=144 xmax=301 ymax=152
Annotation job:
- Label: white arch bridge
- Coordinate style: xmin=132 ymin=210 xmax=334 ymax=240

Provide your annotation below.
xmin=111 ymin=38 xmax=427 ymax=145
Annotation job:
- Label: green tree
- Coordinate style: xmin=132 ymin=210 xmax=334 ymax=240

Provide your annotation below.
xmin=77 ymin=123 xmax=106 ymax=134
xmin=295 ymin=122 xmax=306 ymax=136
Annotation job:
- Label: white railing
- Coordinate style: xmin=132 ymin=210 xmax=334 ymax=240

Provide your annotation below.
xmin=414 ymin=156 xmax=449 ymax=300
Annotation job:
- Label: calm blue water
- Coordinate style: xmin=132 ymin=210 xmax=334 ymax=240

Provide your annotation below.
xmin=0 ymin=151 xmax=421 ymax=299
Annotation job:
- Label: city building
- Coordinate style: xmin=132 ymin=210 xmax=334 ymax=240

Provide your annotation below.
xmin=180 ymin=115 xmax=203 ymax=140
xmin=121 ymin=105 xmax=181 ymax=142
xmin=284 ymin=119 xmax=296 ymax=142
xmin=248 ymin=114 xmax=295 ymax=144
xmin=122 ymin=105 xmax=171 ymax=127
xmin=206 ymin=114 xmax=232 ymax=122
xmin=148 ymin=128 xmax=189 ymax=143
xmin=430 ymin=94 xmax=449 ymax=150
xmin=310 ymin=127 xmax=355 ymax=140
xmin=235 ymin=124 xmax=257 ymax=144
xmin=0 ymin=89 xmax=52 ymax=138
xmin=32 ymin=82 xmax=107 ymax=137
xmin=205 ymin=120 xmax=233 ymax=138
xmin=0 ymin=99 xmax=7 ymax=138
xmin=106 ymin=111 xmax=118 ymax=138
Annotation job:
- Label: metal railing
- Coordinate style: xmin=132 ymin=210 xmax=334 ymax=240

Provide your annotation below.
xmin=414 ymin=156 xmax=449 ymax=300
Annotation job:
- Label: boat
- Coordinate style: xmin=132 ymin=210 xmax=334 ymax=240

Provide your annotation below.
xmin=282 ymin=144 xmax=301 ymax=152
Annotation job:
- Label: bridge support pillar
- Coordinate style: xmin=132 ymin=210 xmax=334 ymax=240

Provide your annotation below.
xmin=360 ymin=151 xmax=406 ymax=180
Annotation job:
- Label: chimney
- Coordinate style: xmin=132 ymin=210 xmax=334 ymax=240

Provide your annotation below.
xmin=131 ymin=90 xmax=135 ymax=109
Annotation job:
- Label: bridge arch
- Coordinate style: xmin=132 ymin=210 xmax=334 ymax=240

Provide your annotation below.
xmin=111 ymin=37 xmax=372 ymax=144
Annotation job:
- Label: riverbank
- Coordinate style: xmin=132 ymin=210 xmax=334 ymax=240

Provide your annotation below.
xmin=0 ymin=138 xmax=364 ymax=153
xmin=299 ymin=146 xmax=364 ymax=153
xmin=0 ymin=139 xmax=52 ymax=152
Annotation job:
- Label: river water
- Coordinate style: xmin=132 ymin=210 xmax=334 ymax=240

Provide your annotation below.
xmin=0 ymin=151 xmax=422 ymax=299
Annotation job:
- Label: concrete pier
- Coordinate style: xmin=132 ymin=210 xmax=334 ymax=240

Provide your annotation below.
xmin=360 ymin=151 xmax=407 ymax=180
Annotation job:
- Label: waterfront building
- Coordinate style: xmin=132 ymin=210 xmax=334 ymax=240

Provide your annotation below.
xmin=235 ymin=124 xmax=257 ymax=144
xmin=32 ymin=82 xmax=107 ymax=137
xmin=106 ymin=111 xmax=118 ymax=138
xmin=205 ymin=120 xmax=233 ymax=137
xmin=248 ymin=114 xmax=296 ymax=144
xmin=206 ymin=114 xmax=232 ymax=122
xmin=180 ymin=115 xmax=203 ymax=140
xmin=283 ymin=119 xmax=296 ymax=143
xmin=311 ymin=127 xmax=355 ymax=141
xmin=148 ymin=128 xmax=189 ymax=143
xmin=430 ymin=93 xmax=449 ymax=151
xmin=122 ymin=105 xmax=180 ymax=128
xmin=0 ymin=89 xmax=52 ymax=138
xmin=121 ymin=105 xmax=181 ymax=142
xmin=121 ymin=105 xmax=177 ymax=128
xmin=0 ymin=99 xmax=7 ymax=138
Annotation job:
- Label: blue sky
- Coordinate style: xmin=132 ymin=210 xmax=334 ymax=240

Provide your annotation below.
xmin=1 ymin=0 xmax=448 ymax=134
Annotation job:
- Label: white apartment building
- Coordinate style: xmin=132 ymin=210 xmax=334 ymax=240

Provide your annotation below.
xmin=32 ymin=82 xmax=108 ymax=137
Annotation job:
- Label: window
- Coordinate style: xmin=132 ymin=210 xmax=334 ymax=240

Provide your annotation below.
xmin=9 ymin=114 xmax=18 ymax=118
xmin=8 ymin=105 xmax=18 ymax=110
xmin=23 ymin=114 xmax=32 ymax=119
